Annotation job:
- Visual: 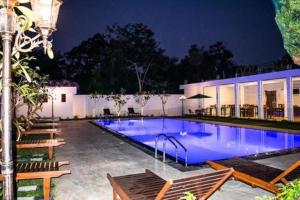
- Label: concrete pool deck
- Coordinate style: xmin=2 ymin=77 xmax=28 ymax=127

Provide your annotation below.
xmin=54 ymin=120 xmax=300 ymax=200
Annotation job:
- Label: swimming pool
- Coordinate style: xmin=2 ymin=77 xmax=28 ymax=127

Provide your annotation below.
xmin=95 ymin=118 xmax=300 ymax=165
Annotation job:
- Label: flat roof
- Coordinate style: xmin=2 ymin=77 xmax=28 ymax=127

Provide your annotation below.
xmin=180 ymin=69 xmax=300 ymax=89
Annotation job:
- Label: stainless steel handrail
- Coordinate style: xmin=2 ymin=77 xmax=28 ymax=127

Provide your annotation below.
xmin=167 ymin=136 xmax=188 ymax=167
xmin=155 ymin=134 xmax=175 ymax=158
xmin=163 ymin=137 xmax=178 ymax=163
xmin=155 ymin=134 xmax=188 ymax=167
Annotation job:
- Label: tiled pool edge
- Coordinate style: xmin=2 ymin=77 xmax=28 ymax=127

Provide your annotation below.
xmin=90 ymin=119 xmax=300 ymax=171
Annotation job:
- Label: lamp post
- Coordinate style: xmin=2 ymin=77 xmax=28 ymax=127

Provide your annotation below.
xmin=179 ymin=95 xmax=187 ymax=116
xmin=0 ymin=0 xmax=62 ymax=199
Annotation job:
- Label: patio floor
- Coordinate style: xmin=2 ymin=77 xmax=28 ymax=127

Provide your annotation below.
xmin=54 ymin=120 xmax=300 ymax=200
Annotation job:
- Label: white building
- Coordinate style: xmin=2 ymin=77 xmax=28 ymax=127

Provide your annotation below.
xmin=180 ymin=69 xmax=300 ymax=122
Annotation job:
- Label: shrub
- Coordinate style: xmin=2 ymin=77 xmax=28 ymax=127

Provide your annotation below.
xmin=256 ymin=179 xmax=300 ymax=200
xmin=278 ymin=179 xmax=300 ymax=200
xmin=180 ymin=192 xmax=196 ymax=200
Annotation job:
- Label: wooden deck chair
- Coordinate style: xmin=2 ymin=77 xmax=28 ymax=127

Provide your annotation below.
xmin=207 ymin=157 xmax=300 ymax=194
xmin=128 ymin=108 xmax=141 ymax=117
xmin=107 ymin=168 xmax=233 ymax=200
xmin=17 ymin=116 xmax=60 ymax=129
xmin=20 ymin=127 xmax=62 ymax=139
xmin=34 ymin=113 xmax=60 ymax=122
xmin=16 ymin=139 xmax=65 ymax=159
xmin=1 ymin=161 xmax=71 ymax=200
xmin=34 ymin=118 xmax=60 ymax=123
xmin=103 ymin=108 xmax=115 ymax=118
xmin=29 ymin=120 xmax=61 ymax=128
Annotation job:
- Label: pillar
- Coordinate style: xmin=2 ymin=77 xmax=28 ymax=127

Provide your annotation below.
xmin=234 ymin=83 xmax=240 ymax=118
xmin=257 ymin=80 xmax=264 ymax=119
xmin=216 ymin=86 xmax=221 ymax=116
xmin=284 ymin=77 xmax=293 ymax=121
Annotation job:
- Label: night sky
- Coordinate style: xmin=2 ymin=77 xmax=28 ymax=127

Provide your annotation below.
xmin=53 ymin=0 xmax=286 ymax=65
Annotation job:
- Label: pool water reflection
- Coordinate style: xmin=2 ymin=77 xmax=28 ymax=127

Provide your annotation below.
xmin=95 ymin=118 xmax=300 ymax=164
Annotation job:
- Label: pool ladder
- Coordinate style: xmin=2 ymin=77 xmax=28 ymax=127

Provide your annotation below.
xmin=155 ymin=134 xmax=188 ymax=167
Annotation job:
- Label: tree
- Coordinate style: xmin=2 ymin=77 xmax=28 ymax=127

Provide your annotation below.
xmin=30 ymin=49 xmax=65 ymax=80
xmin=106 ymin=24 xmax=164 ymax=92
xmin=89 ymin=92 xmax=102 ymax=117
xmin=134 ymin=91 xmax=152 ymax=116
xmin=208 ymin=42 xmax=235 ymax=79
xmin=177 ymin=43 xmax=236 ymax=84
xmin=158 ymin=91 xmax=171 ymax=116
xmin=273 ymin=0 xmax=300 ymax=65
xmin=8 ymin=54 xmax=49 ymax=138
xmin=105 ymin=89 xmax=129 ymax=116
xmin=63 ymin=33 xmax=109 ymax=93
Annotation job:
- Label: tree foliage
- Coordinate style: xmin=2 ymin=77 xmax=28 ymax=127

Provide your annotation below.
xmin=34 ymin=22 xmax=297 ymax=94
xmin=273 ymin=0 xmax=300 ymax=65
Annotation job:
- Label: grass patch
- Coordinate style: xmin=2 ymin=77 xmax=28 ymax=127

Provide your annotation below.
xmin=0 ymin=134 xmax=56 ymax=198
xmin=188 ymin=116 xmax=300 ymax=131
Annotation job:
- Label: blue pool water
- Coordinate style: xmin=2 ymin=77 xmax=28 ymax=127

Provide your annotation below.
xmin=95 ymin=118 xmax=300 ymax=164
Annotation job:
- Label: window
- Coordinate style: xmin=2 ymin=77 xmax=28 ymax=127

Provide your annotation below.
xmin=61 ymin=94 xmax=66 ymax=102
xmin=293 ymin=89 xmax=300 ymax=95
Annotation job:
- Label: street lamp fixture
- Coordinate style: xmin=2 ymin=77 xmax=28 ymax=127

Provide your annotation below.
xmin=31 ymin=0 xmax=62 ymax=50
xmin=0 ymin=0 xmax=63 ymax=199
xmin=179 ymin=95 xmax=187 ymax=116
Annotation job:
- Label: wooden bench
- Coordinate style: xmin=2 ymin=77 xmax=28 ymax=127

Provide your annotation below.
xmin=0 ymin=161 xmax=70 ymax=200
xmin=107 ymin=168 xmax=233 ymax=200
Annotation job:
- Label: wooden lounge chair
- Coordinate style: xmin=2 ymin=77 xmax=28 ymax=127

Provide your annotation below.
xmin=207 ymin=157 xmax=300 ymax=194
xmin=18 ymin=117 xmax=60 ymax=129
xmin=128 ymin=107 xmax=141 ymax=117
xmin=2 ymin=161 xmax=71 ymax=200
xmin=34 ymin=112 xmax=60 ymax=120
xmin=16 ymin=139 xmax=65 ymax=159
xmin=107 ymin=168 xmax=233 ymax=200
xmin=21 ymin=128 xmax=62 ymax=139
xmin=34 ymin=117 xmax=60 ymax=123
xmin=29 ymin=121 xmax=61 ymax=128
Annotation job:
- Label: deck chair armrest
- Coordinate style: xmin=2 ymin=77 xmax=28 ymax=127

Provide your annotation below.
xmin=202 ymin=168 xmax=234 ymax=199
xmin=58 ymin=161 xmax=70 ymax=167
xmin=107 ymin=173 xmax=132 ymax=200
xmin=271 ymin=160 xmax=300 ymax=184
xmin=154 ymin=180 xmax=173 ymax=200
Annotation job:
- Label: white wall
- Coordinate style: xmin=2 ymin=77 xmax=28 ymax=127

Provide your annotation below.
xmin=75 ymin=95 xmax=182 ymax=118
xmin=17 ymin=87 xmax=77 ymax=119
xmin=220 ymin=85 xmax=234 ymax=105
xmin=203 ymin=86 xmax=216 ymax=108
xmin=18 ymin=89 xmax=183 ymax=119
xmin=243 ymin=85 xmax=258 ymax=105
